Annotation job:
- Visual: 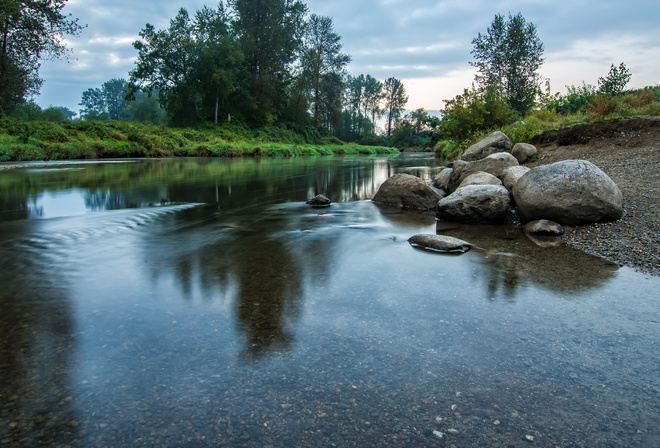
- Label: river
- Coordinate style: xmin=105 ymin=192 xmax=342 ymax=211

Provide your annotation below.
xmin=1 ymin=155 xmax=659 ymax=447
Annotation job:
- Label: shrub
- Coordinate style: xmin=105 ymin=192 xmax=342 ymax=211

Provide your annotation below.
xmin=590 ymin=95 xmax=619 ymax=117
xmin=598 ymin=62 xmax=632 ymax=95
xmin=441 ymin=86 xmax=518 ymax=141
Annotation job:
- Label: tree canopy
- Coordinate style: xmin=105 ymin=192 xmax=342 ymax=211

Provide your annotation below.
xmin=470 ymin=12 xmax=544 ymax=115
xmin=0 ymin=0 xmax=84 ymax=113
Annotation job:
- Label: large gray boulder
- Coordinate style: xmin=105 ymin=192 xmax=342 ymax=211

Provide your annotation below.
xmin=437 ymin=185 xmax=511 ymax=224
xmin=408 ymin=234 xmax=472 ymax=253
xmin=448 ymin=152 xmax=519 ymax=192
xmin=461 ymin=131 xmax=513 ymax=161
xmin=373 ymin=173 xmax=445 ymax=210
xmin=457 ymin=172 xmax=502 ymax=189
xmin=511 ymin=143 xmax=538 ymax=164
xmin=431 ymin=168 xmax=452 ymax=191
xmin=512 ymin=160 xmax=624 ymax=225
xmin=501 ymin=166 xmax=531 ymax=192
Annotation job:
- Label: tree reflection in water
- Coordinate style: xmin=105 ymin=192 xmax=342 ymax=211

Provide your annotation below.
xmin=432 ymin=223 xmax=619 ymax=298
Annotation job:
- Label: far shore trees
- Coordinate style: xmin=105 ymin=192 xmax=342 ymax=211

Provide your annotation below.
xmin=0 ymin=0 xmax=84 ymax=114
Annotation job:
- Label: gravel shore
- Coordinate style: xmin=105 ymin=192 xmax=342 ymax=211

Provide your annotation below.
xmin=531 ymin=117 xmax=660 ymax=276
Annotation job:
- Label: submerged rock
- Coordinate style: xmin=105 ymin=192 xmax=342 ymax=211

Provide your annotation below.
xmin=306 ymin=194 xmax=332 ymax=207
xmin=373 ymin=173 xmax=445 ymax=210
xmin=408 ymin=234 xmax=472 ymax=253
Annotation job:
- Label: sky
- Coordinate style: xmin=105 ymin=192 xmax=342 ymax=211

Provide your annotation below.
xmin=38 ymin=0 xmax=660 ymax=115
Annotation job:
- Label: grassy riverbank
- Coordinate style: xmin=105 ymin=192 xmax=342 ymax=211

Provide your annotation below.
xmin=435 ymin=86 xmax=660 ymax=159
xmin=0 ymin=119 xmax=398 ymax=162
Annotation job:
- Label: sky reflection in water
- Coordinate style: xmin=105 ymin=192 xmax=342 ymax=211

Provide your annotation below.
xmin=1 ymin=156 xmax=659 ymax=447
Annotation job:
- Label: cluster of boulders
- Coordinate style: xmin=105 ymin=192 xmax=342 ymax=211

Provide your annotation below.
xmin=372 ymin=131 xmax=624 ymax=253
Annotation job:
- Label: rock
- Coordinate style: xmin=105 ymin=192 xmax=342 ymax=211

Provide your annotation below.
xmin=501 ymin=166 xmax=531 ymax=192
xmin=523 ymin=219 xmax=564 ymax=236
xmin=461 ymin=131 xmax=513 ymax=161
xmin=448 ymin=152 xmax=519 ymax=192
xmin=511 ymin=143 xmax=538 ymax=164
xmin=432 ymin=168 xmax=452 ymax=191
xmin=372 ymin=173 xmax=445 ymax=210
xmin=513 ymin=160 xmax=624 ymax=225
xmin=437 ymin=185 xmax=511 ymax=224
xmin=306 ymin=194 xmax=331 ymax=207
xmin=408 ymin=234 xmax=472 ymax=253
xmin=457 ymin=172 xmax=502 ymax=189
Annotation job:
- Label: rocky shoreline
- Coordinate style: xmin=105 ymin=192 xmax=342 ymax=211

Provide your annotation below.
xmin=532 ymin=138 xmax=660 ymax=276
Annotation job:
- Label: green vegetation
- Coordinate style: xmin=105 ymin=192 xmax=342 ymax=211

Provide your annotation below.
xmin=435 ymin=85 xmax=660 ymax=160
xmin=0 ymin=119 xmax=397 ymax=162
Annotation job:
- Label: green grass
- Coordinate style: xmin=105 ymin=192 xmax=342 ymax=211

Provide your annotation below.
xmin=0 ymin=119 xmax=398 ymax=162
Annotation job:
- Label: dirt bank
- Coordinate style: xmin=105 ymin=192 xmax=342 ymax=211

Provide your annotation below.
xmin=529 ymin=117 xmax=660 ymax=275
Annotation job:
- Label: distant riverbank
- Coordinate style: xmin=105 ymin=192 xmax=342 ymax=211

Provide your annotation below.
xmin=0 ymin=119 xmax=398 ymax=162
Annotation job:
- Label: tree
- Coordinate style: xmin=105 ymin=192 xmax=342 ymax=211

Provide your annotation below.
xmin=42 ymin=105 xmax=75 ymax=121
xmin=102 ymin=78 xmax=130 ymax=120
xmin=130 ymin=5 xmax=244 ymax=126
xmin=228 ymin=0 xmax=307 ymax=122
xmin=80 ymin=78 xmax=131 ymax=120
xmin=130 ymin=8 xmax=204 ymax=126
xmin=126 ymin=91 xmax=165 ymax=124
xmin=79 ymin=87 xmax=107 ymax=120
xmin=362 ymin=75 xmax=384 ymax=128
xmin=598 ymin=62 xmax=632 ymax=95
xmin=299 ymin=14 xmax=350 ymax=130
xmin=383 ymin=77 xmax=408 ymax=136
xmin=0 ymin=0 xmax=84 ymax=113
xmin=470 ymin=13 xmax=544 ymax=115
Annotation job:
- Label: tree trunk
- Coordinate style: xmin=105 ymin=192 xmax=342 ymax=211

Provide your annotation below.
xmin=214 ymin=87 xmax=219 ymax=125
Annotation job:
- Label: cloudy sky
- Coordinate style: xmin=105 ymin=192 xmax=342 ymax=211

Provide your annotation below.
xmin=38 ymin=0 xmax=660 ymax=114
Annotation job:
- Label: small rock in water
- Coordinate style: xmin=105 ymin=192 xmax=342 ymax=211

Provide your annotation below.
xmin=525 ymin=434 xmax=535 ymax=442
xmin=306 ymin=194 xmax=331 ymax=207
xmin=432 ymin=430 xmax=444 ymax=439
xmin=408 ymin=234 xmax=472 ymax=254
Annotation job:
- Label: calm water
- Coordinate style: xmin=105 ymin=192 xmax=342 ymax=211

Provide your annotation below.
xmin=1 ymin=155 xmax=659 ymax=447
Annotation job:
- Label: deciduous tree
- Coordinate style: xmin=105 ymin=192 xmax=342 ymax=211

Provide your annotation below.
xmin=228 ymin=0 xmax=307 ymax=122
xmin=470 ymin=13 xmax=544 ymax=115
xmin=299 ymin=14 xmax=350 ymax=130
xmin=0 ymin=0 xmax=84 ymax=113
xmin=383 ymin=77 xmax=408 ymax=136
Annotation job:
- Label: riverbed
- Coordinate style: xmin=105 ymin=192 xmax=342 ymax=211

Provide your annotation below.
xmin=1 ymin=155 xmax=659 ymax=447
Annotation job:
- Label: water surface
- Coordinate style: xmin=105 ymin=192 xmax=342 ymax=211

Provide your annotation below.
xmin=1 ymin=156 xmax=659 ymax=447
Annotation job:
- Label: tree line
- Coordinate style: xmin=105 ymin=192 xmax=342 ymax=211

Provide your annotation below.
xmin=2 ymin=1 xmax=636 ymax=150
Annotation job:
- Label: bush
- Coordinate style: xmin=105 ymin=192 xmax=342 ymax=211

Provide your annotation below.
xmin=590 ymin=95 xmax=619 ymax=117
xmin=441 ymin=86 xmax=518 ymax=142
